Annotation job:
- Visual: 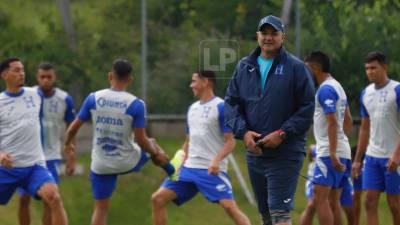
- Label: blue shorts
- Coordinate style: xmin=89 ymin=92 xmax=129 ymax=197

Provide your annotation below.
xmin=18 ymin=160 xmax=61 ymax=196
xmin=362 ymin=155 xmax=400 ymax=194
xmin=247 ymin=155 xmax=304 ymax=212
xmin=306 ymin=176 xmax=353 ymax=206
xmin=353 ymin=172 xmax=363 ymax=191
xmin=313 ymin=157 xmax=351 ymax=189
xmin=0 ymin=164 xmax=55 ymax=204
xmin=162 ymin=166 xmax=234 ymax=205
xmin=90 ymin=150 xmax=149 ymax=200
xmin=340 ymin=177 xmax=353 ymax=207
xmin=45 ymin=160 xmax=61 ymax=184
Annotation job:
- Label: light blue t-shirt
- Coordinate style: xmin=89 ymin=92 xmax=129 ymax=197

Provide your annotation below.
xmin=257 ymin=55 xmax=274 ymax=92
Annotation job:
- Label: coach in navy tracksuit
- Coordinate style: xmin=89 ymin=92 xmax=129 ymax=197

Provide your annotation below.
xmin=224 ymin=15 xmax=315 ymax=225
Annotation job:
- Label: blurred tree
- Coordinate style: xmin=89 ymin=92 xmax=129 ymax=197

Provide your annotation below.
xmin=0 ymin=0 xmax=399 ymax=115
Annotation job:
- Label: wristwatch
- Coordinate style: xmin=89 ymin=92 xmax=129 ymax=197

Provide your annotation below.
xmin=276 ymin=129 xmax=286 ymax=140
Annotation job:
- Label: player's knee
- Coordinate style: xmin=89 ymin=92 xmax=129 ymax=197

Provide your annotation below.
xmin=365 ymin=194 xmax=379 ymax=209
xmin=269 ymin=209 xmax=291 ymax=225
xmin=48 ymin=191 xmax=62 ymax=207
xmin=94 ymin=199 xmax=110 ymax=211
xmin=329 ymin=199 xmax=340 ymax=209
xmin=220 ymin=200 xmax=238 ymax=214
xmin=307 ymin=199 xmax=316 ymax=209
xmin=41 ymin=187 xmax=62 ymax=208
xmin=387 ymin=197 xmax=400 ymax=212
xmin=364 ymin=197 xmax=378 ymax=211
xmin=312 ymin=193 xmax=325 ymax=205
xmin=353 ymin=192 xmax=362 ymax=202
xmin=19 ymin=195 xmax=31 ymax=206
xmin=151 ymin=192 xmax=167 ymax=207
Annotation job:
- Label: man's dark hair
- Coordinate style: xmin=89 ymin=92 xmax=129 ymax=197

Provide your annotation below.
xmin=0 ymin=57 xmax=21 ymax=74
xmin=38 ymin=62 xmax=54 ymax=71
xmin=365 ymin=51 xmax=387 ymax=65
xmin=197 ymin=70 xmax=216 ymax=85
xmin=304 ymin=51 xmax=330 ymax=73
xmin=112 ymin=58 xmax=133 ymax=80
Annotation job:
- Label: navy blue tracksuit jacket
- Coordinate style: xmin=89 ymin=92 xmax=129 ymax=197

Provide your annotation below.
xmin=224 ymin=47 xmax=315 ymax=160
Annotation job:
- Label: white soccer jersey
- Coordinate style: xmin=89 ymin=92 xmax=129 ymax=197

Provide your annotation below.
xmin=361 ymin=80 xmax=400 ymax=158
xmin=184 ymin=97 xmax=231 ymax=172
xmin=0 ymin=87 xmax=45 ymax=167
xmin=78 ymin=89 xmax=146 ymax=174
xmin=34 ymin=87 xmax=75 ymax=160
xmin=313 ymin=77 xmax=351 ymax=159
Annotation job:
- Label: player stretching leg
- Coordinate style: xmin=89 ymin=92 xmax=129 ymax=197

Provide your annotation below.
xmin=151 ymin=71 xmax=251 ymax=225
xmin=64 ymin=59 xmax=175 ymax=225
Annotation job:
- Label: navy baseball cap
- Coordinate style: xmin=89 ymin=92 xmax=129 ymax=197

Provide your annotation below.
xmin=258 ymin=15 xmax=284 ymax=32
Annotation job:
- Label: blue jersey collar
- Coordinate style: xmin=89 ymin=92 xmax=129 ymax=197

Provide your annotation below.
xmin=199 ymin=96 xmax=216 ymax=105
xmin=374 ymin=79 xmax=391 ymax=90
xmin=4 ymin=88 xmax=25 ymax=97
xmin=38 ymin=87 xmax=56 ymax=98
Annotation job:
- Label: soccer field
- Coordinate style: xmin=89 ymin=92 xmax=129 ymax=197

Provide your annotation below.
xmin=0 ymin=137 xmax=393 ymax=225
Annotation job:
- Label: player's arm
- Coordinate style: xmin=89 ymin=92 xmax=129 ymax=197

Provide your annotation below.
xmin=208 ymin=132 xmax=236 ymax=175
xmin=134 ymin=128 xmax=158 ymax=155
xmin=64 ymin=121 xmax=76 ymax=176
xmin=343 ymin=106 xmax=353 ymax=136
xmin=326 ymin=113 xmax=345 ymax=171
xmin=318 ymin=85 xmax=345 ymax=171
xmin=64 ymin=119 xmax=84 ymax=157
xmin=352 ymin=118 xmax=370 ymax=175
xmin=355 ymin=119 xmax=370 ymax=157
xmin=63 ymin=93 xmax=94 ymax=161
xmin=352 ymin=90 xmax=370 ymax=177
xmin=64 ymin=95 xmax=76 ymax=175
xmin=209 ymin=102 xmax=237 ymax=175
xmin=181 ymin=135 xmax=189 ymax=161
xmin=134 ymin=128 xmax=169 ymax=167
xmin=129 ymin=99 xmax=171 ymax=172
xmin=387 ymin=86 xmax=400 ymax=171
xmin=388 ymin=137 xmax=400 ymax=172
xmin=307 ymin=144 xmax=316 ymax=162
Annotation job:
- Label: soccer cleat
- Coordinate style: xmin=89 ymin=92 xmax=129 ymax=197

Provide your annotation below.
xmin=169 ymin=149 xmax=186 ymax=181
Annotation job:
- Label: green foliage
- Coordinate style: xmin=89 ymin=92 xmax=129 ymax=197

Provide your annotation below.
xmin=0 ymin=0 xmax=399 ymax=114
xmin=300 ymin=0 xmax=400 ymax=114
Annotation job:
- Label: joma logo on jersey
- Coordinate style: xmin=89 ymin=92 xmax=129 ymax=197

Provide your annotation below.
xmin=216 ymin=184 xmax=227 ymax=192
xmin=97 ymin=97 xmax=127 ymax=109
xmin=96 ymin=116 xmax=123 ymax=126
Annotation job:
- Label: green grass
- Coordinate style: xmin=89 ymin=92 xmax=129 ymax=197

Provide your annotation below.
xmin=0 ymin=137 xmax=394 ymax=225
